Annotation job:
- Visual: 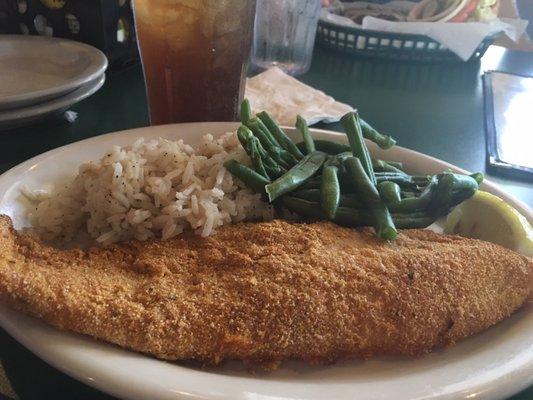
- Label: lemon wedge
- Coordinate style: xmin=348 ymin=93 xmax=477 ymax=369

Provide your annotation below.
xmin=444 ymin=191 xmax=533 ymax=257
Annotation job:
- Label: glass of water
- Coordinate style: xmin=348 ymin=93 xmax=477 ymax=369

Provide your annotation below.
xmin=251 ymin=0 xmax=321 ymax=76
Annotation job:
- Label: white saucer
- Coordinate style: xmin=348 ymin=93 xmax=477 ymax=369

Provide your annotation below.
xmin=0 ymin=123 xmax=531 ymax=400
xmin=0 ymin=35 xmax=108 ymax=111
xmin=0 ymin=73 xmax=106 ymax=129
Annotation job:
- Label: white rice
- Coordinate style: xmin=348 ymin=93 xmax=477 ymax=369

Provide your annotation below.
xmin=23 ymin=132 xmax=274 ymax=246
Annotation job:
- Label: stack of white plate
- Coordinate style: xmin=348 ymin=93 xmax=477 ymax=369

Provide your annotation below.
xmin=0 ymin=35 xmax=108 ymax=129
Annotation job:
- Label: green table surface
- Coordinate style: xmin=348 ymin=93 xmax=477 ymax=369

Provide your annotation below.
xmin=0 ymin=45 xmax=531 ymax=399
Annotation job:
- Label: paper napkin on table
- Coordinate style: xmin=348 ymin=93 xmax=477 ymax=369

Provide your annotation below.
xmin=245 ymin=67 xmax=353 ymax=126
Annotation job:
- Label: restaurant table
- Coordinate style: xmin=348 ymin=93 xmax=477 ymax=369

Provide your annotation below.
xmin=0 ymin=45 xmax=531 ymax=399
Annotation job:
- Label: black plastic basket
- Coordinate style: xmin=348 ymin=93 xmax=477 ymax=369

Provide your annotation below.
xmin=316 ymin=19 xmax=499 ymax=62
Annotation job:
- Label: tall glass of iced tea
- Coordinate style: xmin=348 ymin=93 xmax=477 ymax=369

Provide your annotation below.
xmin=133 ymin=1 xmax=256 ymax=124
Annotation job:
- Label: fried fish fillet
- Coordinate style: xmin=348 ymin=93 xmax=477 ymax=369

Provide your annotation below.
xmin=0 ymin=215 xmax=530 ymax=367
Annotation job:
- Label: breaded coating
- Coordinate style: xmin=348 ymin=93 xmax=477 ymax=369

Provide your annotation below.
xmin=0 ymin=215 xmax=530 ymax=367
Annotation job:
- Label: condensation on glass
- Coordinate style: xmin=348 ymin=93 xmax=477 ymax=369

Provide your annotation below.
xmin=251 ymin=0 xmax=321 ymax=76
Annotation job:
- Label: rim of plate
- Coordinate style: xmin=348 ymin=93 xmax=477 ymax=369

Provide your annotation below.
xmin=0 ymin=35 xmax=108 ymax=106
xmin=0 ymin=122 xmax=531 ymax=400
xmin=0 ymin=73 xmax=106 ymax=123
xmin=0 ymin=122 xmax=530 ymax=216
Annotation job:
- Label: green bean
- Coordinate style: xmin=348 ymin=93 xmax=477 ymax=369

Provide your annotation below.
xmin=282 ymin=197 xmax=436 ymax=229
xmin=339 ymin=194 xmax=364 ymax=208
xmin=298 ymin=136 xmax=399 ymax=155
xmin=360 ymin=119 xmax=396 ymax=149
xmin=374 ymin=173 xmax=432 ymax=188
xmin=375 ymin=172 xmax=429 ymax=182
xmin=292 ymin=189 xmax=363 ymax=208
xmin=323 ymin=155 xmax=336 ymax=169
xmin=412 ymin=175 xmax=432 ymax=184
xmin=265 ymin=151 xmax=327 ymax=202
xmin=299 ymin=174 xmax=362 ymax=198
xmin=341 ymin=111 xmax=376 ymax=185
xmin=282 ymin=196 xmax=372 ymax=225
xmin=329 ymin=151 xmax=352 ymax=164
xmin=341 ymin=171 xmax=421 ymax=193
xmin=371 ymin=202 xmax=397 ymax=240
xmin=237 ymin=124 xmax=251 ymax=145
xmin=375 ymin=174 xmax=414 ymax=186
xmin=340 ymin=193 xmax=363 ymax=207
xmin=278 ymin=147 xmax=300 ymax=166
xmin=242 ymin=124 xmax=288 ymax=170
xmin=344 ymin=157 xmax=396 ymax=240
xmin=401 ymin=191 xmax=417 ymax=199
xmin=297 ymin=119 xmax=399 ymax=153
xmin=452 ymin=174 xmax=478 ymax=189
xmin=236 ymin=127 xmax=249 ymax=147
xmin=451 ymin=186 xmax=477 ymax=206
xmin=251 ymin=137 xmax=271 ymax=179
xmin=254 ymin=139 xmax=286 ymax=178
xmin=291 ymin=189 xmax=322 ymax=201
xmin=238 ymin=125 xmax=283 ymax=178
xmin=296 ymin=115 xmax=315 ymax=154
xmin=470 ymin=172 xmax=484 ymax=185
xmin=298 ymin=177 xmax=321 ymax=190
xmin=321 ymin=165 xmax=340 ymax=219
xmin=246 ymin=118 xmax=299 ymax=168
xmin=224 ymin=160 xmax=269 ymax=194
xmin=245 ymin=118 xmax=279 ymax=150
xmin=237 ymin=126 xmax=267 ymax=178
xmin=297 ymin=138 xmax=404 ymax=171
xmin=413 ymin=172 xmax=477 ymax=212
xmin=230 ymin=109 xmax=481 ymax=239
xmin=324 ymin=153 xmax=351 ymax=178
xmin=240 ymin=98 xmax=253 ymax=124
xmin=389 ymin=176 xmax=437 ymax=212
xmin=378 ymin=181 xmax=402 ymax=204
xmin=428 ymin=173 xmax=456 ymax=216
xmin=393 ymin=216 xmax=437 ymax=229
xmin=386 ymin=160 xmax=404 ymax=170
xmin=297 ymin=139 xmax=351 ymax=155
xmin=257 ymin=144 xmax=286 ymax=178
xmin=267 ymin=146 xmax=292 ymax=170
xmin=336 ymin=206 xmax=434 ymax=229
xmin=257 ymin=111 xmax=304 ymax=160
xmin=322 ymin=154 xmax=349 ymax=184
xmin=460 ymin=175 xmax=480 ymax=189
xmin=429 ymin=173 xmax=479 ymax=216
xmin=281 ymin=196 xmax=331 ymax=220
xmin=262 ymin=162 xmax=285 ymax=179
xmin=375 ymin=172 xmax=410 ymax=179
xmin=437 ymin=173 xmax=479 ymax=190
xmin=372 ymin=159 xmax=404 ymax=174
xmin=449 ymin=175 xmax=479 ymax=205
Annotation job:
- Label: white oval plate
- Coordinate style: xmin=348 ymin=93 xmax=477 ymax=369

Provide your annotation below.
xmin=0 ymin=74 xmax=105 ymax=129
xmin=0 ymin=123 xmax=531 ymax=400
xmin=0 ymin=35 xmax=108 ymax=110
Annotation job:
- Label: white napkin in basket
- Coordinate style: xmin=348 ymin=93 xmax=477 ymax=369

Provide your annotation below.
xmin=320 ymin=2 xmax=528 ymax=61
xmin=363 ymin=17 xmax=528 ymax=61
xmin=245 ymin=67 xmax=353 ymax=126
